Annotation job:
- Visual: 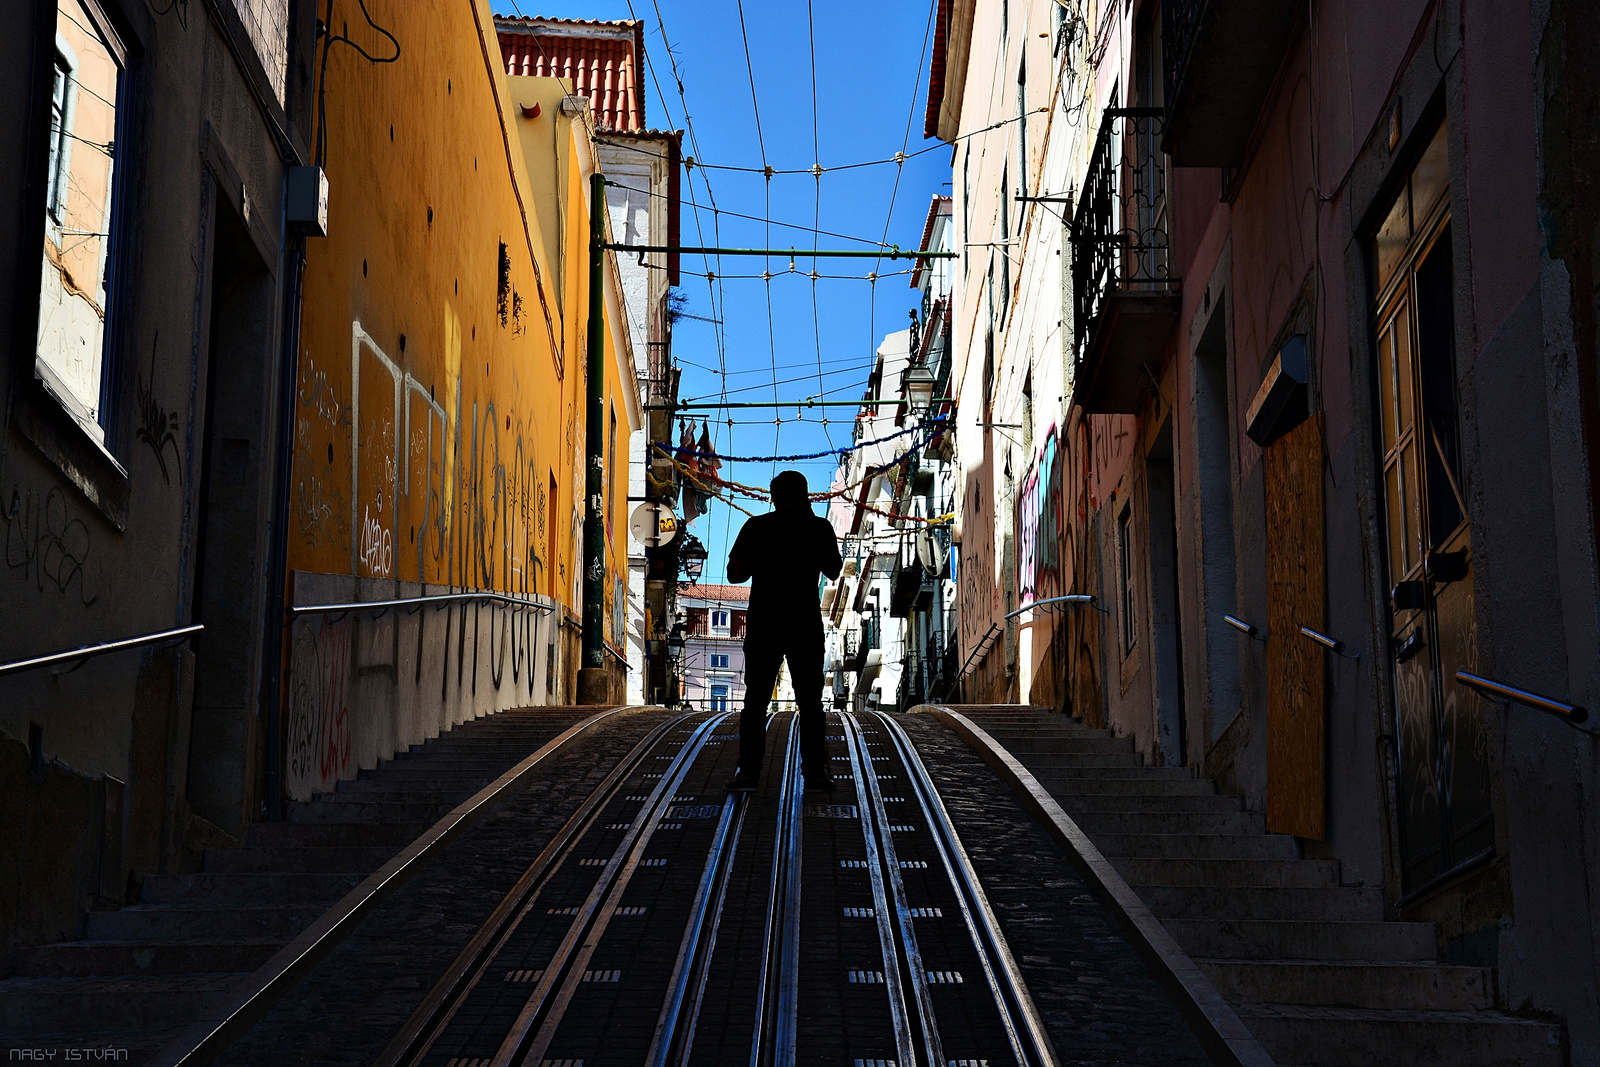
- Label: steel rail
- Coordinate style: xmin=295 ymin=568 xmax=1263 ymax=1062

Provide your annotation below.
xmin=288 ymin=589 xmax=555 ymax=617
xmin=160 ymin=704 xmax=648 ymax=1067
xmin=1455 ymin=670 xmax=1589 ymax=725
xmin=842 ymin=713 xmax=924 ymax=1067
xmin=646 ymin=765 xmax=752 ymax=1066
xmin=504 ymin=713 xmax=734 ymax=1067
xmin=0 ymin=623 xmax=203 ymax=678
xmin=372 ymin=712 xmax=695 ymax=1067
xmin=872 ymin=710 xmax=1061 ymax=1067
xmin=750 ymin=713 xmax=805 ymax=1067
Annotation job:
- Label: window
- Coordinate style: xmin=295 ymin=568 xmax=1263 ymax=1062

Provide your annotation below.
xmin=710 ymin=653 xmax=729 ymax=669
xmin=1118 ymin=504 xmax=1137 ymax=653
xmin=710 ymin=684 xmax=730 ymax=714
xmin=37 ymin=1 xmax=126 ymax=443
xmin=711 ymin=609 xmax=729 ymax=631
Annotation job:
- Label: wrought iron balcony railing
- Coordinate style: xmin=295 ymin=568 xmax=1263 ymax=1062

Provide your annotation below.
xmin=1162 ymin=0 xmax=1205 ymax=111
xmin=1069 ymin=107 xmax=1174 ymax=360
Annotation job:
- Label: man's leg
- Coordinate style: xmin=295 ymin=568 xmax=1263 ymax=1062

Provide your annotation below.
xmin=737 ymin=640 xmax=783 ymax=780
xmin=786 ymin=627 xmax=829 ymax=784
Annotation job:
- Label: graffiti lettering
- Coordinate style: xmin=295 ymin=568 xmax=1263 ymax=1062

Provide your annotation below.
xmin=4 ymin=485 xmax=99 ymax=605
xmin=286 ymin=617 xmax=352 ymax=795
xmin=360 ymin=504 xmax=393 ymax=576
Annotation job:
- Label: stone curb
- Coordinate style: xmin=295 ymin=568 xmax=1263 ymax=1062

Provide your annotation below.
xmin=148 ymin=705 xmax=648 ymax=1067
xmin=914 ymin=704 xmax=1278 ymax=1067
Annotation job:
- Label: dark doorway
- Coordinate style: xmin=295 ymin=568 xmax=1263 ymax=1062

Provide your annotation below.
xmin=1147 ymin=419 xmax=1186 ymax=766
xmin=1195 ymin=304 xmax=1241 ymax=743
xmin=187 ymin=188 xmax=275 ymax=835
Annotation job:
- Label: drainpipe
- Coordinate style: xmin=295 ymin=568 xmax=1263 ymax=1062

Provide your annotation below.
xmin=578 ymin=171 xmax=609 ymax=704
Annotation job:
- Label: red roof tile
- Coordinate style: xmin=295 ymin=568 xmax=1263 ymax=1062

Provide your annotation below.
xmin=679 ymin=583 xmax=750 ymax=604
xmin=495 ymin=17 xmax=646 ymax=132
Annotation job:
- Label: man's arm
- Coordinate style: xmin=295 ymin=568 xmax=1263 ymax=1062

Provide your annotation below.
xmin=727 ymin=522 xmax=753 ymax=583
xmin=818 ymin=519 xmax=843 ymax=582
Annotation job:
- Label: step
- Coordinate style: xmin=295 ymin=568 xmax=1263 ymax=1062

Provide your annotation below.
xmin=974 ymin=752 xmax=1145 ymax=769
xmin=1198 ymin=958 xmax=1492 ymax=1011
xmin=285 ymin=800 xmax=450 ymax=823
xmin=990 ymin=736 xmax=1135 ymax=754
xmin=1021 ymin=763 xmax=1188 ymax=779
xmin=1234 ymin=1004 xmax=1565 ymax=1067
xmin=1045 ymin=791 xmax=1242 ymax=814
xmin=1111 ymin=857 xmax=1340 ymax=888
xmin=15 ymin=939 xmax=281 ymax=977
xmin=1135 ymin=884 xmax=1385 ymax=922
xmin=1069 ymin=809 xmax=1266 ymax=836
xmin=1034 ymin=776 xmax=1215 ymax=796
xmin=986 ymin=725 xmax=1116 ymax=741
xmin=0 ymin=973 xmax=248 ymax=1035
xmin=335 ymin=775 xmax=485 ymax=794
xmin=245 ymin=821 xmax=423 ymax=849
xmin=140 ymin=872 xmax=362 ymax=906
xmin=1093 ymin=832 xmax=1300 ymax=860
xmin=1164 ymin=919 xmax=1438 ymax=962
xmin=86 ymin=905 xmax=327 ymax=942
xmin=203 ymin=844 xmax=398 ymax=873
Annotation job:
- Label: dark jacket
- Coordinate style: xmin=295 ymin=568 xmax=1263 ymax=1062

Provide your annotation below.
xmin=727 ymin=507 xmax=843 ymax=638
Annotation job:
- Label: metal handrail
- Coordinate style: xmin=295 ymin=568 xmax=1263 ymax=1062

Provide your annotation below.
xmin=0 ymin=624 xmax=204 ymax=679
xmin=1005 ymin=593 xmax=1108 ymax=619
xmin=934 ymin=621 xmax=1003 ymax=702
xmin=1300 ymin=625 xmax=1360 ymax=660
xmin=289 ymin=590 xmax=555 ymax=618
xmin=1455 ymin=670 xmax=1589 ymax=726
xmin=1224 ymin=614 xmax=1264 ymax=639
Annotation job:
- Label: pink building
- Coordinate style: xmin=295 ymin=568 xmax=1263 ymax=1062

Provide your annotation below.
xmin=677 ymin=584 xmax=749 ymax=713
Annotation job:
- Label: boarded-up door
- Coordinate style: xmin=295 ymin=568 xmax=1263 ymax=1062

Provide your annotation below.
xmin=1265 ymin=414 xmax=1326 ymax=838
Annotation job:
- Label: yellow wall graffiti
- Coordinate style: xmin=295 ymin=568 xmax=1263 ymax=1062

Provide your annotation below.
xmin=290 ymin=0 xmax=637 ymax=710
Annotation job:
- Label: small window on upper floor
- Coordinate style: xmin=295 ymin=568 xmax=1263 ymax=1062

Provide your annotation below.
xmin=37 ymin=0 xmax=126 ymax=444
xmin=711 ymin=609 xmax=730 ymax=632
xmin=710 ymin=653 xmax=730 ymax=669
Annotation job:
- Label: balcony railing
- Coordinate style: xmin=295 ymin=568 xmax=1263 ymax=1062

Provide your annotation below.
xmin=1068 ymin=107 xmax=1180 ymax=413
xmin=1159 ymin=0 xmax=1300 ymax=166
xmin=1071 ymin=107 xmax=1173 ymax=354
xmin=1162 ymin=0 xmax=1206 ymax=112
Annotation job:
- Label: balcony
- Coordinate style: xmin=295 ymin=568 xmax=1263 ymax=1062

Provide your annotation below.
xmin=1069 ymin=108 xmax=1181 ymax=414
xmin=1161 ymin=0 xmax=1300 ymax=166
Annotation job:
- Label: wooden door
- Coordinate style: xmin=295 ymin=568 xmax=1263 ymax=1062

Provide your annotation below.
xmin=1373 ymin=125 xmax=1491 ymax=893
xmin=1265 ymin=415 xmax=1326 ymax=838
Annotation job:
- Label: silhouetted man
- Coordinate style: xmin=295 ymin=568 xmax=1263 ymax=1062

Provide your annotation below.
xmin=724 ymin=470 xmax=843 ymax=792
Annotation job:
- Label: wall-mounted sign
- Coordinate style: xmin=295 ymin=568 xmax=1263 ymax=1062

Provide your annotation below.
xmin=629 ymin=502 xmax=679 ymax=549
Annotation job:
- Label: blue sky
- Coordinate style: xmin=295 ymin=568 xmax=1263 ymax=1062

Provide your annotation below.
xmin=497 ymin=1 xmax=950 ymax=582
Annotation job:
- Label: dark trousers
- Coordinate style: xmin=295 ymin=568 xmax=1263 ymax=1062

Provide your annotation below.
xmin=739 ymin=625 xmax=828 ymax=781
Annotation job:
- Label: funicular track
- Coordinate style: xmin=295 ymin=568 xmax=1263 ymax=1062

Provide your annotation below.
xmin=374 ymin=709 xmax=1058 ymax=1067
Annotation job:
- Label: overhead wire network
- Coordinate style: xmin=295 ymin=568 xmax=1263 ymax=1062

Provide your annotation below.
xmin=615 ymin=0 xmax=955 ymax=581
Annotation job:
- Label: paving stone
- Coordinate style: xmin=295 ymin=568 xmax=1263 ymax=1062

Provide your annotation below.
xmin=898 ymin=716 xmax=1209 ymax=1065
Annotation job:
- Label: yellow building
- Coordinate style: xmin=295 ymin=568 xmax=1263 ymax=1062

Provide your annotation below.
xmin=284 ymin=0 xmax=638 ymax=799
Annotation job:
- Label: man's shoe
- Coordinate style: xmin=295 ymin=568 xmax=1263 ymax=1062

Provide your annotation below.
xmin=725 ymin=772 xmax=760 ymax=792
xmin=803 ymin=776 xmax=837 ymax=795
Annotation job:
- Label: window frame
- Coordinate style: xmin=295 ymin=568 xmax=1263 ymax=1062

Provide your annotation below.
xmin=11 ymin=0 xmax=139 ymax=526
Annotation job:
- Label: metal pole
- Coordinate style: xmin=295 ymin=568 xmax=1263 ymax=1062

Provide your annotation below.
xmin=579 ymin=171 xmax=609 ymax=704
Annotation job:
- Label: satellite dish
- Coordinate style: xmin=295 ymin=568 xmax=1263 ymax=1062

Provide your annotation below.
xmin=916 ymin=529 xmax=945 ymax=577
xmin=629 ymin=502 xmax=679 ymax=549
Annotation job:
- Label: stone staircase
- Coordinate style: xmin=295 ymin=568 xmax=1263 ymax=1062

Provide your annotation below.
xmin=0 ymin=707 xmax=588 ymax=1064
xmin=949 ymin=705 xmax=1567 ymax=1067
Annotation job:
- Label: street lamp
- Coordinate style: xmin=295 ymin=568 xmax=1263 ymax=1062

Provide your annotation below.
xmin=679 ymin=535 xmax=708 ymax=584
xmin=904 ymin=361 xmax=937 ymax=420
xmin=667 ymin=623 xmax=686 ymax=665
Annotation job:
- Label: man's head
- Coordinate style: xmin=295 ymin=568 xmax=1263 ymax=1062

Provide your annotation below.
xmin=770 ymin=470 xmax=809 ymax=510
